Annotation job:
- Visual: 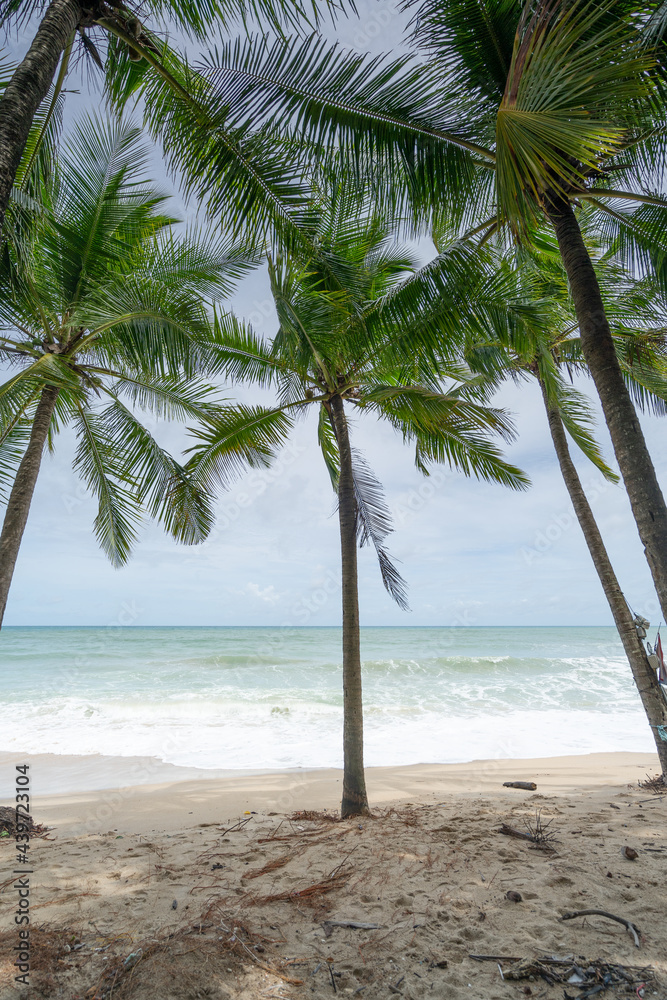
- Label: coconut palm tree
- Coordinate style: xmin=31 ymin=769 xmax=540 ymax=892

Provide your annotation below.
xmin=0 ymin=0 xmax=339 ymax=235
xmin=147 ymin=0 xmax=667 ymax=629
xmin=0 ymin=113 xmax=255 ymax=626
xmin=184 ymin=191 xmax=529 ymax=816
xmin=463 ymin=233 xmax=667 ymax=777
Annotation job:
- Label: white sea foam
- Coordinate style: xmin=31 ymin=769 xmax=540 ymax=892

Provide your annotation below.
xmin=0 ymin=626 xmax=655 ymax=768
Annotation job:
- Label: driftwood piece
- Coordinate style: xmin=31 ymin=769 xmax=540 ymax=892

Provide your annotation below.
xmin=560 ymin=909 xmax=641 ymax=948
xmin=321 ymin=919 xmax=381 ymax=938
xmin=469 ymin=955 xmax=522 ymax=962
xmin=499 ymin=823 xmax=533 ymax=841
xmin=503 ymin=781 xmax=537 ymax=791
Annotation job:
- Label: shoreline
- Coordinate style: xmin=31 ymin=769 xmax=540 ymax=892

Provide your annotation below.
xmin=1 ymin=750 xmax=659 ymax=835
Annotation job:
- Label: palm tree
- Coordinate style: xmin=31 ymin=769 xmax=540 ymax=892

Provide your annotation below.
xmin=542 ymin=389 xmax=667 ymax=779
xmin=0 ymin=0 xmax=336 ymax=234
xmin=160 ymin=0 xmax=667 ymax=628
xmin=465 ymin=234 xmax=667 ymax=777
xmin=0 ymin=113 xmax=254 ymax=626
xmin=184 ymin=193 xmax=529 ymax=816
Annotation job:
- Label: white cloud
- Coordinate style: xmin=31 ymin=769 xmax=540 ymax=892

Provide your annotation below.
xmin=241 ymin=583 xmax=283 ymax=605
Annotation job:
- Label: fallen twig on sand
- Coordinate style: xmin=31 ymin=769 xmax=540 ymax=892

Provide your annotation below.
xmin=560 ymin=909 xmax=642 ymax=948
xmin=289 ymin=810 xmax=339 ymax=823
xmin=638 ymin=773 xmax=666 ymax=795
xmin=499 ymin=823 xmax=533 ymax=840
xmin=249 ymin=868 xmax=351 ymax=906
xmin=220 ymin=817 xmax=254 ymax=835
xmin=258 ymin=827 xmax=352 ymax=845
xmin=469 ymin=954 xmax=522 ymax=962
xmin=242 ymin=854 xmax=291 ymax=880
xmin=501 ymin=956 xmax=653 ymax=991
xmin=498 ymin=811 xmax=558 ymax=851
xmin=322 ymin=920 xmax=381 ymax=937
xmin=89 ymin=942 xmax=162 ymax=998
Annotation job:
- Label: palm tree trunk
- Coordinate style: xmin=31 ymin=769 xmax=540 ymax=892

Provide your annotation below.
xmin=0 ymin=386 xmax=59 ymax=627
xmin=541 ymin=380 xmax=667 ymax=778
xmin=328 ymin=394 xmax=370 ymax=817
xmin=0 ymin=0 xmax=81 ymax=232
xmin=547 ymin=197 xmax=667 ymax=631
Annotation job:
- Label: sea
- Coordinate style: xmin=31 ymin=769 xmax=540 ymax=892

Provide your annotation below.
xmin=0 ymin=626 xmax=655 ymax=771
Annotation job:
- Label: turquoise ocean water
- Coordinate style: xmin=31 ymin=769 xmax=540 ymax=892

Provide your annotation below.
xmin=0 ymin=626 xmax=655 ymax=769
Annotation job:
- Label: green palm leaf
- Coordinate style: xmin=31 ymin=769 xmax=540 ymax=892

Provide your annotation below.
xmin=350 ymin=447 xmax=409 ymax=611
xmin=496 ymin=0 xmax=653 ymax=230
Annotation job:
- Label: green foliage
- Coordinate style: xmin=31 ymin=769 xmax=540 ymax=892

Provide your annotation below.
xmin=186 ymin=190 xmax=530 ymax=610
xmin=496 ymin=1 xmax=653 ymax=231
xmin=0 ymin=113 xmax=256 ymax=565
xmin=463 ymin=221 xmax=667 ymax=479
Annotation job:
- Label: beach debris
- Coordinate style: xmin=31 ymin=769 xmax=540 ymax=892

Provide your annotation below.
xmin=499 ymin=823 xmax=533 ymax=841
xmin=211 ymin=862 xmax=225 ymax=870
xmin=503 ymin=781 xmax=538 ymax=791
xmin=525 ymin=810 xmax=559 ymax=850
xmin=242 ymin=853 xmax=291 ymax=880
xmin=289 ymin=809 xmax=339 ymax=823
xmin=560 ymin=909 xmax=642 ymax=948
xmin=321 ymin=919 xmax=381 ymax=937
xmin=470 ymin=954 xmax=655 ymax=995
xmin=247 ymin=866 xmax=351 ymax=906
xmin=200 ymin=910 xmax=304 ymax=984
xmin=499 ymin=811 xmax=558 ymax=850
xmin=219 ymin=817 xmax=253 ymax=836
xmin=638 ymin=772 xmax=666 ymax=794
xmin=503 ymin=956 xmax=652 ymax=992
xmin=469 ymin=955 xmax=522 ymax=962
xmin=0 ymin=805 xmax=47 ymax=837
xmin=506 ymin=890 xmax=523 ymax=903
xmin=622 ymin=846 xmax=639 ymax=860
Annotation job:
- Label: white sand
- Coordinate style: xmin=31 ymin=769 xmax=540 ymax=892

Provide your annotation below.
xmin=1 ymin=751 xmax=665 ymax=999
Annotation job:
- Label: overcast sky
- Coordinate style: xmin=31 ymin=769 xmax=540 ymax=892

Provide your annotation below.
xmin=3 ymin=1 xmax=666 ymax=628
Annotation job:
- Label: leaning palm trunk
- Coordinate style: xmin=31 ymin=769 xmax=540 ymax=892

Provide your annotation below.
xmin=541 ymin=380 xmax=667 ymax=779
xmin=0 ymin=386 xmax=59 ymax=626
xmin=328 ymin=394 xmax=370 ymax=817
xmin=547 ymin=198 xmax=667 ymax=634
xmin=0 ymin=0 xmax=80 ymax=232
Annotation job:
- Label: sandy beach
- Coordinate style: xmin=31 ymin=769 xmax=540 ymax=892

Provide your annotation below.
xmin=1 ymin=751 xmax=665 ymax=999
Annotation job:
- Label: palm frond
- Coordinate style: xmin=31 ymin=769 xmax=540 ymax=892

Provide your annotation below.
xmin=496 ymin=0 xmax=653 ymax=231
xmin=0 ymin=413 xmax=32 ymax=503
xmin=364 ymin=383 xmax=529 ymax=490
xmin=404 ymin=0 xmax=521 ymax=106
xmin=184 ymin=403 xmax=296 ymax=491
xmin=205 ymin=310 xmax=293 ymax=387
xmin=99 ymin=398 xmax=215 ymax=545
xmin=350 ymin=447 xmax=409 ymax=611
xmin=540 ymin=367 xmax=619 ymax=481
xmin=72 ymin=403 xmax=143 ymax=567
xmin=318 ymin=401 xmax=339 ymax=489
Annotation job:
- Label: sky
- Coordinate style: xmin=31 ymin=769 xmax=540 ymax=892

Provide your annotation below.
xmin=2 ymin=1 xmax=667 ymax=628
